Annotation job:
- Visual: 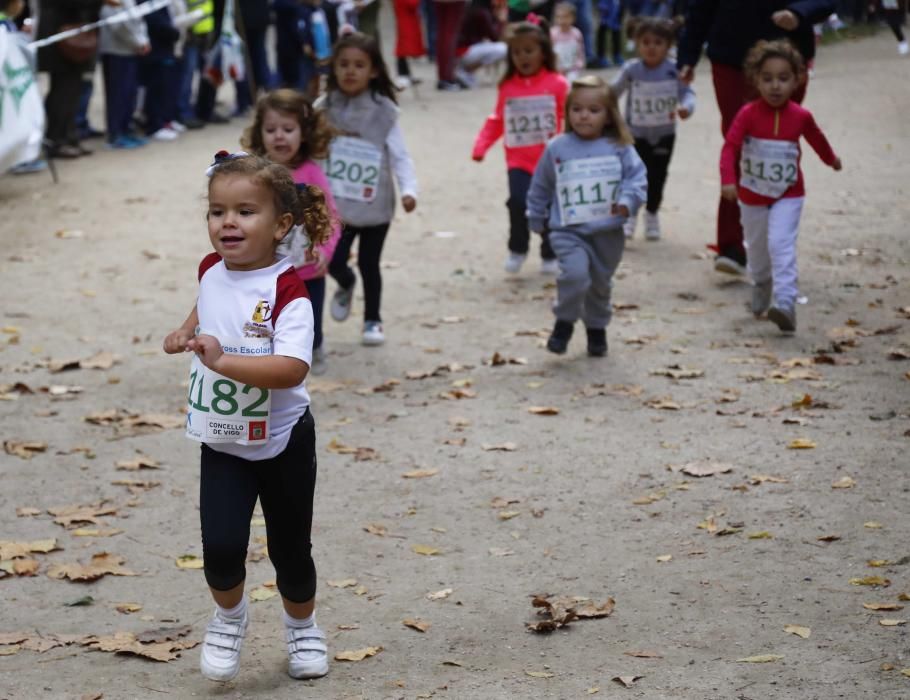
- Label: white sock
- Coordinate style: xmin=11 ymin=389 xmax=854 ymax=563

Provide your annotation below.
xmin=282 ymin=610 xmax=315 ymax=629
xmin=216 ymin=595 xmax=248 ymax=621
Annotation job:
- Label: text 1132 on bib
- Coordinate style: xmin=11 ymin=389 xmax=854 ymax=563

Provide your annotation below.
xmin=739 ymin=136 xmax=799 ymax=199
xmin=556 ymin=155 xmax=622 ymax=226
xmin=326 ymin=136 xmax=382 ymax=203
xmin=504 ymin=95 xmax=557 ymax=148
xmin=185 ymin=336 xmax=272 ymax=444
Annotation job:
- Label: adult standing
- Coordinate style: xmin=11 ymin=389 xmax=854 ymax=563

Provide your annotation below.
xmin=36 ymin=0 xmax=103 ymax=158
xmin=677 ymin=0 xmax=835 ymax=274
xmin=235 ymin=0 xmax=272 ymax=114
xmin=433 ymin=0 xmax=467 ymax=89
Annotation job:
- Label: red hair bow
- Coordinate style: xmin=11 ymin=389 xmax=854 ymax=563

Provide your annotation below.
xmin=526 ymin=12 xmax=541 ymax=25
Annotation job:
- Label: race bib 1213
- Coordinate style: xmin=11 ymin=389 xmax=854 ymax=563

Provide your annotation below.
xmin=504 ymin=95 xmax=557 ymax=148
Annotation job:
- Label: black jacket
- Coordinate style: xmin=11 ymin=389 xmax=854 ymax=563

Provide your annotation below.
xmin=36 ymin=0 xmax=103 ymax=72
xmin=677 ymin=0 xmax=836 ymax=70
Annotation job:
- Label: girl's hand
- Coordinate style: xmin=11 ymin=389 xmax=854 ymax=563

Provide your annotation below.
xmin=402 ymin=195 xmax=417 ymax=212
xmin=163 ymin=328 xmax=193 ymax=354
xmin=186 ymin=334 xmax=224 ymax=371
xmin=832 ymin=157 xmax=843 ymax=171
xmin=612 ymin=203 xmax=630 ymax=218
xmin=306 ymin=247 xmax=330 ymax=275
xmin=678 ymin=65 xmax=694 ymax=85
xmin=677 ymin=107 xmax=691 ymax=120
xmin=771 ymin=9 xmax=799 ymax=31
xmin=721 ymin=184 xmax=738 ymax=201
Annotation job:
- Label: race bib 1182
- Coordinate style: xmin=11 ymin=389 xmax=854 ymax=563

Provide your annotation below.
xmin=185 ymin=336 xmax=272 ymax=444
xmin=504 ymin=95 xmax=557 ymax=148
xmin=739 ymin=137 xmax=799 ymax=199
xmin=326 ymin=136 xmax=382 ymax=203
xmin=556 ymin=155 xmax=622 ymax=227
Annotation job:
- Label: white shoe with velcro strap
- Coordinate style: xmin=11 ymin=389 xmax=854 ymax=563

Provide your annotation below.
xmin=286 ymin=624 xmax=329 ymax=679
xmin=199 ymin=610 xmax=249 ymax=681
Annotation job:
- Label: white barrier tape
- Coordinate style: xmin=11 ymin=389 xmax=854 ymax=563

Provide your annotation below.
xmin=28 ymin=0 xmax=172 ymax=50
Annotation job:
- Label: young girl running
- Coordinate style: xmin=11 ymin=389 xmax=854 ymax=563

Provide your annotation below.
xmin=163 ymin=152 xmax=333 ymax=682
xmin=472 ymin=16 xmax=569 ymax=275
xmin=318 ymin=32 xmax=418 ymax=346
xmin=242 ymin=89 xmax=341 ymax=374
xmin=720 ymin=40 xmax=841 ymax=332
xmin=610 ymin=16 xmax=694 ymax=240
xmin=527 ymin=75 xmax=646 ymax=356
xmin=551 ymin=3 xmax=585 ymax=81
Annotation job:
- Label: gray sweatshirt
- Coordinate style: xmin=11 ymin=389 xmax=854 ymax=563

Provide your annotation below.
xmin=99 ymin=0 xmax=150 ymax=56
xmin=610 ymin=58 xmax=696 ymax=144
xmin=527 ymin=132 xmax=647 ymax=236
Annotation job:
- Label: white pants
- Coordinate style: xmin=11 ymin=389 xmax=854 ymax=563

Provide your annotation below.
xmin=739 ymin=197 xmax=804 ymax=309
xmin=458 ymin=42 xmax=508 ymax=70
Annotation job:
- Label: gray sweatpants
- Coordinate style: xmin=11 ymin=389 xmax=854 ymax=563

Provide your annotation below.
xmin=549 ymin=228 xmax=625 ymax=329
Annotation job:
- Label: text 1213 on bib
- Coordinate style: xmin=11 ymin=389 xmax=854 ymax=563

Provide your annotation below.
xmin=504 ymin=95 xmax=557 ymax=148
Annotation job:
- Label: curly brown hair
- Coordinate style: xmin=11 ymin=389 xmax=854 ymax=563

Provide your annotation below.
xmin=564 ymin=75 xmax=634 ymax=145
xmin=627 ymin=15 xmax=683 ymax=44
xmin=208 ymin=154 xmax=333 ymax=249
xmin=241 ymin=89 xmax=336 ymax=166
xmin=744 ymin=39 xmax=806 ymax=85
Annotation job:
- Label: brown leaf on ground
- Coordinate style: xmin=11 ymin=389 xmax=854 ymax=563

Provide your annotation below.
xmin=632 ymin=491 xmax=665 ymax=506
xmin=788 ymin=438 xmax=817 ymax=449
xmin=624 ymin=650 xmax=662 ymax=658
xmin=850 ymin=576 xmax=891 ymax=587
xmin=491 ymin=497 xmax=520 ymax=508
xmin=669 ymin=460 xmax=733 ymax=477
xmin=527 ymin=406 xmax=559 ymax=415
xmin=335 ymin=646 xmax=382 ymax=661
xmin=526 ymin=670 xmax=555 ymax=678
xmin=2 ymin=558 xmax=40 ymax=576
xmin=784 ymin=624 xmax=811 ymax=639
xmin=863 ymin=603 xmax=904 ymax=611
xmin=576 ymin=383 xmax=643 ymax=398
xmin=15 ymin=507 xmax=41 ymax=517
xmin=482 ymin=442 xmax=517 ymax=452
xmin=736 ymin=654 xmax=784 ymax=663
xmin=47 ymin=553 xmax=137 ymax=582
xmin=486 ymin=352 xmax=528 ymax=366
xmin=84 ymin=631 xmax=197 ymax=662
xmin=4 ymin=441 xmax=48 ymax=459
xmin=817 ymin=534 xmax=841 ymax=542
xmin=0 ymin=538 xmax=60 ymax=559
xmin=832 ymin=476 xmax=856 ymax=489
xmin=411 ymin=544 xmax=440 ymax=556
xmin=135 ymin=625 xmax=192 ymax=644
xmin=427 ymin=588 xmax=453 ymax=600
xmin=402 ymin=618 xmax=431 ymax=633
xmin=749 ymin=474 xmax=789 ymax=485
xmin=327 ymin=579 xmax=358 ymax=588
xmin=354 ymin=447 xmax=379 ymax=461
xmin=443 ymin=437 xmax=466 ymax=446
xmin=84 ymin=410 xmax=183 ymax=435
xmin=175 ymin=554 xmax=204 ymax=569
xmin=110 ymin=479 xmax=161 ymax=494
xmin=402 ymin=468 xmax=439 ymax=479
xmin=49 ymin=351 xmax=120 ymax=373
xmin=612 ymin=675 xmax=643 ymax=688
xmin=115 ymin=603 xmax=143 ymax=614
xmin=48 ymin=502 xmax=118 ymax=529
xmin=528 ymin=594 xmax=614 ymax=633
xmin=115 ymin=455 xmax=160 ymax=471
xmin=363 ymin=523 xmax=388 ymax=537
xmin=644 ymin=397 xmax=681 ymax=411
xmin=649 ymin=365 xmax=704 ymax=379
xmin=439 ymin=388 xmax=476 ymax=400
xmin=498 ymin=510 xmax=520 ymax=521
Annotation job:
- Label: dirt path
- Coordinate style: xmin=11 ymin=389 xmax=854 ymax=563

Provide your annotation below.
xmin=1 ymin=28 xmax=909 ymax=700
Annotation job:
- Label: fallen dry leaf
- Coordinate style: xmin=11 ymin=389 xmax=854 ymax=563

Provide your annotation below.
xmin=864 ymin=603 xmax=903 ymax=611
xmin=632 ymin=491 xmax=666 ymax=506
xmin=784 ymin=624 xmax=811 ymax=639
xmin=879 ymin=619 xmax=907 ymax=627
xmin=488 ymin=547 xmax=515 ymax=557
xmin=4 ymin=441 xmax=48 ymax=460
xmin=623 ymin=650 xmax=662 ymax=658
xmin=832 ymin=476 xmax=856 ymax=489
xmin=851 ymin=576 xmax=891 ymax=587
xmin=527 ymin=406 xmax=559 ymax=416
xmin=327 ymin=578 xmax=358 ymax=589
xmin=402 ymin=468 xmax=439 ymax=479
xmin=644 ymin=397 xmax=681 ymax=411
xmin=402 ymin=618 xmax=431 ymax=633
xmin=749 ymin=474 xmax=789 ymax=485
xmin=115 ymin=603 xmax=142 ymax=614
xmin=482 ymin=442 xmax=518 ymax=452
xmin=868 ymin=559 xmax=891 ymax=568
xmin=817 ymin=534 xmax=841 ymax=542
xmin=612 ymin=675 xmax=642 ymax=688
xmin=670 ymin=460 xmax=733 ymax=477
xmin=865 ymin=521 xmax=884 ymax=529
xmin=737 ymin=654 xmax=784 ymax=663
xmin=363 ymin=523 xmax=387 ymax=537
xmin=498 ymin=511 xmax=520 ymax=521
xmin=526 ymin=671 xmax=555 ymax=679
xmin=788 ymin=438 xmax=817 ymax=449
xmin=649 ymin=365 xmax=704 ymax=379
xmin=427 ymin=588 xmax=453 ymax=601
xmin=174 ymin=555 xmax=204 ymax=570
xmin=47 ymin=553 xmax=137 ymax=582
xmin=115 ymin=455 xmax=160 ymax=471
xmin=411 ymin=544 xmax=440 ymax=556
xmin=656 ymin=554 xmax=672 ymax=563
xmin=72 ymin=528 xmax=123 ymax=538
xmin=335 ymin=646 xmax=382 ymax=662
xmin=15 ymin=507 xmax=42 ymax=517
xmin=748 ymin=532 xmax=774 ymax=540
xmin=0 ymin=538 xmax=60 ymax=560
xmin=249 ymin=586 xmax=278 ymax=601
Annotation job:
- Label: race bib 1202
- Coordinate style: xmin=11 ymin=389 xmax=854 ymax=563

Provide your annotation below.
xmin=326 ymin=136 xmax=382 ymax=203
xmin=556 ymin=155 xmax=622 ymax=227
xmin=504 ymin=95 xmax=557 ymax=148
xmin=739 ymin=137 xmax=799 ymax=199
xmin=185 ymin=336 xmax=272 ymax=444
xmin=629 ymin=80 xmax=678 ymax=128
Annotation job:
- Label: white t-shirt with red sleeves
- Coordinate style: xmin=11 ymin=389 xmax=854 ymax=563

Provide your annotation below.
xmin=195 ymin=253 xmax=314 ymax=461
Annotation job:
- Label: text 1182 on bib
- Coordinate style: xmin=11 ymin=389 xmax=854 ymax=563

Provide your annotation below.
xmin=326 ymin=136 xmax=382 ymax=203
xmin=504 ymin=95 xmax=557 ymax=148
xmin=556 ymin=155 xmax=622 ymax=226
xmin=185 ymin=336 xmax=272 ymax=444
xmin=739 ymin=137 xmax=799 ymax=199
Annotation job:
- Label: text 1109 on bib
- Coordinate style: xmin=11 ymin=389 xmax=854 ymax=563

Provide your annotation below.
xmin=629 ymin=80 xmax=678 ymax=128
xmin=504 ymin=95 xmax=557 ymax=148
xmin=739 ymin=136 xmax=799 ymax=199
xmin=185 ymin=336 xmax=272 ymax=445
xmin=326 ymin=136 xmax=382 ymax=203
xmin=556 ymin=155 xmax=622 ymax=226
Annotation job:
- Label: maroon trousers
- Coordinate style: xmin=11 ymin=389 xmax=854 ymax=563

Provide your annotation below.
xmin=434 ymin=0 xmax=467 ymax=83
xmin=710 ymin=62 xmax=807 ymax=259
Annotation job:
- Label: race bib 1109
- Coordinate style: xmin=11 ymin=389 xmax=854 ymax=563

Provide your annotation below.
xmin=556 ymin=155 xmax=622 ymax=227
xmin=185 ymin=336 xmax=272 ymax=445
xmin=629 ymin=80 xmax=678 ymax=128
xmin=326 ymin=136 xmax=382 ymax=203
xmin=504 ymin=95 xmax=557 ymax=148
xmin=739 ymin=137 xmax=799 ymax=199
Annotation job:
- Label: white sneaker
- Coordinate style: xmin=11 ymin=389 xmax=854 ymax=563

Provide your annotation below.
xmin=714 ymin=255 xmax=747 ymax=276
xmin=394 ymin=76 xmax=412 ymax=89
xmin=168 ymin=120 xmax=188 ymax=133
xmin=199 ymin=609 xmax=249 ymax=682
xmin=454 ymin=66 xmax=477 ymax=88
xmin=151 ymin=127 xmax=179 ymax=141
xmin=540 ymin=258 xmax=559 ymax=275
xmin=311 ymin=345 xmax=327 ymax=375
xmin=504 ymin=252 xmax=527 ymax=273
xmin=362 ymin=321 xmax=385 ymax=346
xmin=623 ymin=210 xmax=638 ymax=239
xmin=899 ymin=41 xmax=909 ymax=56
xmin=286 ymin=624 xmax=329 ymax=679
xmin=330 ymin=282 xmax=355 ymax=322
xmin=644 ymin=211 xmax=661 ymax=240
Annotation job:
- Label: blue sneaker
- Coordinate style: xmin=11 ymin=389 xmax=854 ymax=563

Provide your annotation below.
xmin=9 ymin=159 xmax=48 ymax=174
xmin=612 ymin=54 xmax=624 ymax=67
xmin=588 ymin=57 xmax=610 ymax=69
xmin=106 ymin=136 xmax=141 ymax=150
xmin=124 ymin=135 xmax=149 ymax=147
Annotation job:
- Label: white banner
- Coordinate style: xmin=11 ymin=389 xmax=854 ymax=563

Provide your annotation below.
xmin=27 ymin=0 xmax=171 ymax=50
xmin=0 ymin=27 xmax=44 ymax=172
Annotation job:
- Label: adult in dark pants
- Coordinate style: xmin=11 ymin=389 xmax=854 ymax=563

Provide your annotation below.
xmin=433 ymin=0 xmax=467 ymax=89
xmin=36 ymin=0 xmax=103 ymax=158
xmin=676 ymin=0 xmax=835 ymax=275
xmin=195 ymin=0 xmax=227 ymax=122
xmin=235 ymin=0 xmax=273 ymax=113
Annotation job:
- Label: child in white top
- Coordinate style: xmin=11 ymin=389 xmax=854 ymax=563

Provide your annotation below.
xmin=163 ymin=152 xmax=334 ymax=683
xmin=318 ymin=32 xmax=418 ymax=347
xmin=550 ymin=3 xmax=585 ymax=81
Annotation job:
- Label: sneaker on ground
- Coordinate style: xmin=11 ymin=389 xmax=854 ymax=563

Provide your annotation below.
xmin=644 ymin=211 xmax=661 ymax=240
xmin=168 ymin=120 xmax=188 ymax=133
xmin=612 ymin=54 xmax=624 ymax=66
xmin=330 ymin=282 xmax=355 ymax=322
xmin=540 ymin=258 xmax=559 ymax=275
xmin=107 ymin=136 xmax=142 ymax=150
xmin=124 ymin=134 xmax=149 ymax=147
xmin=454 ymin=66 xmax=477 ymax=88
xmin=767 ymin=305 xmax=796 ymax=333
xmin=151 ymin=127 xmax=179 ymax=141
xmin=714 ymin=255 xmax=747 ymax=276
xmin=362 ymin=321 xmax=385 ymax=346
xmin=623 ymin=210 xmax=638 ymax=239
xmin=286 ymin=624 xmax=329 ymax=679
xmin=10 ymin=159 xmax=48 ymax=174
xmin=899 ymin=40 xmax=909 ymax=56
xmin=436 ymin=80 xmax=462 ymax=91
xmin=311 ymin=345 xmax=327 ymax=375
xmin=504 ymin=252 xmax=527 ymax=273
xmin=394 ymin=76 xmax=412 ymax=89
xmin=751 ymin=280 xmax=772 ymax=317
xmin=547 ymin=320 xmax=574 ymax=354
xmin=199 ymin=609 xmax=249 ymax=682
xmin=586 ymin=327 xmax=608 ymax=357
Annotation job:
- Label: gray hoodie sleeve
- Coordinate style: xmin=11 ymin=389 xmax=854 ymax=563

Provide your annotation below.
xmin=526 ymin=144 xmax=557 ymax=234
xmin=616 ymin=144 xmax=648 ymax=214
xmin=609 ymin=63 xmax=633 ymax=99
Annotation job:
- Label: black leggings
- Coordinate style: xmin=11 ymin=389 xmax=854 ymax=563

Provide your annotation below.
xmin=200 ymin=410 xmax=317 ymax=603
xmin=328 ymin=222 xmax=390 ymax=323
xmin=634 ymin=134 xmax=676 ymax=214
xmin=507 ymin=168 xmax=555 ymax=259
xmin=596 ymin=26 xmax=623 ymax=59
xmin=885 ymin=9 xmax=905 ymax=42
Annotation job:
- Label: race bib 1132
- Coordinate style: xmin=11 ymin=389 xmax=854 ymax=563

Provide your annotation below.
xmin=739 ymin=137 xmax=799 ymax=199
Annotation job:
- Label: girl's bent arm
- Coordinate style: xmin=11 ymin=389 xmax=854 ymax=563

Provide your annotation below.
xmin=163 ymin=305 xmax=199 ymax=354
xmin=609 ymin=63 xmax=632 ymax=98
xmin=215 ymin=354 xmax=308 ymax=389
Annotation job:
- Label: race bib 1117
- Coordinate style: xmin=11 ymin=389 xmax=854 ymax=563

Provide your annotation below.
xmin=185 ymin=336 xmax=272 ymax=445
xmin=326 ymin=136 xmax=383 ymax=203
xmin=556 ymin=155 xmax=622 ymax=227
xmin=739 ymin=137 xmax=799 ymax=199
xmin=504 ymin=95 xmax=557 ymax=148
